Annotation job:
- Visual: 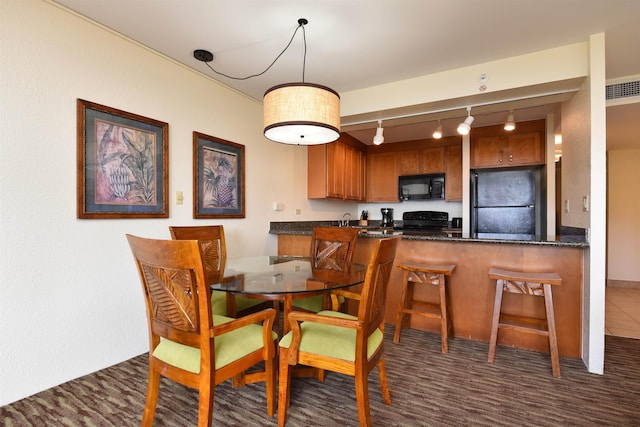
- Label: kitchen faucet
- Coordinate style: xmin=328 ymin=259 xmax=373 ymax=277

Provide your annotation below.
xmin=341 ymin=212 xmax=352 ymax=227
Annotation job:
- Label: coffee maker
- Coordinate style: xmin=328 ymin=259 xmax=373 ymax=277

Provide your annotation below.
xmin=381 ymin=208 xmax=394 ymax=228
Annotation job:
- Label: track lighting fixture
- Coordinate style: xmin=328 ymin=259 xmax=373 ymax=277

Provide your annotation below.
xmin=195 ymin=18 xmax=340 ymax=145
xmin=457 ymin=107 xmax=474 ymax=135
xmin=504 ymin=110 xmax=516 ymax=131
xmin=373 ymin=120 xmax=384 ymax=145
xmin=432 ymin=120 xmax=443 ymax=139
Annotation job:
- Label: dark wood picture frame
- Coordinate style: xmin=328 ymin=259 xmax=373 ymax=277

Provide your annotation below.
xmin=76 ymin=99 xmax=169 ymax=219
xmin=193 ymin=132 xmax=245 ymax=218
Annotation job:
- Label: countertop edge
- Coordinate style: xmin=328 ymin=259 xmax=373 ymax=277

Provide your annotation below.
xmin=269 ymin=222 xmax=589 ymax=248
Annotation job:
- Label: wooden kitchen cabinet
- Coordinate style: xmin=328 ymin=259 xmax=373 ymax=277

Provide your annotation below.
xmin=398 ymin=147 xmax=445 ymax=175
xmin=366 ymin=151 xmax=399 ymax=202
xmin=344 ymin=144 xmax=366 ymax=200
xmin=445 ymin=144 xmax=462 ymax=201
xmin=308 ymin=134 xmax=366 ymax=201
xmin=471 ymin=119 xmax=545 ymax=169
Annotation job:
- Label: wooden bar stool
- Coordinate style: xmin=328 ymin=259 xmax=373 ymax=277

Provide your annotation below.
xmin=394 ymin=263 xmax=456 ymax=353
xmin=487 ymin=268 xmax=562 ymax=378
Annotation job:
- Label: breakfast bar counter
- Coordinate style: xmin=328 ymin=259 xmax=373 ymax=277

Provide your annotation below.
xmin=270 ymin=221 xmax=587 ymax=358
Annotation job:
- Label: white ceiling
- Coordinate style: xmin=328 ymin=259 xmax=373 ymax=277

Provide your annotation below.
xmin=53 ymin=0 xmax=640 ymax=148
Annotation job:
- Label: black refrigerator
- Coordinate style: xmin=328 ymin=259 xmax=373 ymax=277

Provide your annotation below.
xmin=470 ymin=167 xmax=545 ymax=236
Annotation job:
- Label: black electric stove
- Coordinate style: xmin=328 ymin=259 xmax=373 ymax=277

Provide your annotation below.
xmin=394 ymin=211 xmax=449 ymax=231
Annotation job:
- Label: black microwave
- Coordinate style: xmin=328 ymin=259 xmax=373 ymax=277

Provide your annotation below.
xmin=398 ymin=173 xmax=445 ymax=201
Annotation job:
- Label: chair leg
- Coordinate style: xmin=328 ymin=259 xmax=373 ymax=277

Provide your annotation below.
xmin=278 ymin=349 xmax=291 ymax=427
xmin=393 ymin=273 xmax=410 ymax=343
xmin=265 ymin=357 xmax=276 ymax=416
xmin=438 ymin=277 xmax=449 ymax=354
xmin=377 ymin=357 xmax=391 ymax=405
xmin=354 ymin=366 xmax=372 ymax=427
xmin=487 ymin=281 xmax=504 ymax=363
xmin=141 ymin=368 xmax=160 ymax=427
xmin=543 ymin=284 xmax=561 ymax=378
xmin=196 ymin=379 xmax=214 ymax=427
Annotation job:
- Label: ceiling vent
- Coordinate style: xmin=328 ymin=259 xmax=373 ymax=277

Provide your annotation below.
xmin=606 ymin=75 xmax=640 ymax=106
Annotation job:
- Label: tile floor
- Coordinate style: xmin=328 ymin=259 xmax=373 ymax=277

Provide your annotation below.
xmin=605 ymin=286 xmax=640 ymax=339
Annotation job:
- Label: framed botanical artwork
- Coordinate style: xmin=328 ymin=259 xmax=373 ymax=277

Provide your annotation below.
xmin=76 ymin=99 xmax=169 ymax=219
xmin=193 ymin=132 xmax=245 ymax=218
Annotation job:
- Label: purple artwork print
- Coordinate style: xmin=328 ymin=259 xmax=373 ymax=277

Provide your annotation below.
xmin=94 ymin=120 xmax=157 ymax=206
xmin=202 ymin=147 xmax=238 ymax=209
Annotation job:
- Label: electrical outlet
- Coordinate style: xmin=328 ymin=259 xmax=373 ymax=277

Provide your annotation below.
xmin=583 ymin=195 xmax=590 ymax=212
xmin=176 ymin=191 xmax=183 ymax=205
xmin=295 ymin=209 xmax=301 ymax=215
xmin=564 ymin=199 xmax=570 ymax=213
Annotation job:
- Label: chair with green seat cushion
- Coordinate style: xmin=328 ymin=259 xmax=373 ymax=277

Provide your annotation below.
xmin=126 ymin=234 xmax=277 ymax=427
xmin=153 ymin=314 xmax=279 ymax=374
xmin=169 ymin=225 xmax=271 ymax=317
xmin=278 ymin=236 xmax=400 ymax=427
xmin=291 ymin=226 xmax=358 ymax=313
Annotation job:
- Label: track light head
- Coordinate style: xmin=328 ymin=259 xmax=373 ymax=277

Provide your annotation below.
xmin=457 ymin=107 xmax=474 ymax=135
xmin=432 ymin=121 xmax=443 ymax=139
xmin=373 ymin=120 xmax=384 ymax=145
xmin=504 ymin=111 xmax=516 ymax=131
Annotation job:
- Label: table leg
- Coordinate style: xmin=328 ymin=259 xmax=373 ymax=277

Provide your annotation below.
xmin=283 ymin=294 xmax=293 ymax=334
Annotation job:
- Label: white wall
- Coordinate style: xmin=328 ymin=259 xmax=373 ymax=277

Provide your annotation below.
xmin=607 ymin=149 xmax=640 ymax=281
xmin=0 ymin=0 xmax=353 ymax=405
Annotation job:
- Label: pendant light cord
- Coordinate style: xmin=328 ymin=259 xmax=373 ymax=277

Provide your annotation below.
xmin=200 ymin=19 xmax=307 ymax=81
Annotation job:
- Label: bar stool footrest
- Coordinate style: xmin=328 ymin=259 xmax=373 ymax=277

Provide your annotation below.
xmin=402 ymin=305 xmax=443 ymax=319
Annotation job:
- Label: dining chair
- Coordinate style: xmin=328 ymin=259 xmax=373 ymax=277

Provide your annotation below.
xmin=169 ymin=225 xmax=269 ymax=317
xmin=126 ymin=234 xmax=277 ymax=427
xmin=291 ymin=226 xmax=360 ymax=313
xmin=278 ymin=236 xmax=400 ymax=427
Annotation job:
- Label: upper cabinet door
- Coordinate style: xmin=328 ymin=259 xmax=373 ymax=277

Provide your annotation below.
xmin=422 ymin=147 xmax=446 ymax=173
xmin=445 ymin=145 xmax=462 ymax=201
xmin=326 ymin=141 xmax=346 ymax=198
xmin=507 ymin=132 xmax=543 ymax=166
xmin=366 ymin=151 xmax=398 ymax=202
xmin=344 ymin=145 xmax=366 ymax=201
xmin=471 ymin=135 xmax=506 ymax=168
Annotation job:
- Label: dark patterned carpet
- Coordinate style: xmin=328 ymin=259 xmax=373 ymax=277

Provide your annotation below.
xmin=2 ymin=327 xmax=639 ymax=426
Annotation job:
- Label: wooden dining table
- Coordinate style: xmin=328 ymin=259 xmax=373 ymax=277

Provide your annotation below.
xmin=210 ymin=255 xmax=367 ymax=334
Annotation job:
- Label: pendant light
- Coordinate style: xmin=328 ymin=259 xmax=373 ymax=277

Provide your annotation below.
xmin=432 ymin=120 xmax=443 ymax=139
xmin=195 ymin=18 xmax=340 ymax=146
xmin=457 ymin=107 xmax=474 ymax=135
xmin=504 ymin=110 xmax=516 ymax=131
xmin=263 ymin=18 xmax=340 ymax=145
xmin=264 ymin=82 xmax=340 ymax=145
xmin=373 ymin=120 xmax=384 ymax=145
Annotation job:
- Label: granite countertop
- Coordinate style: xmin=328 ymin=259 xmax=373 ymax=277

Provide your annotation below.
xmin=269 ymin=221 xmax=589 ymax=248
